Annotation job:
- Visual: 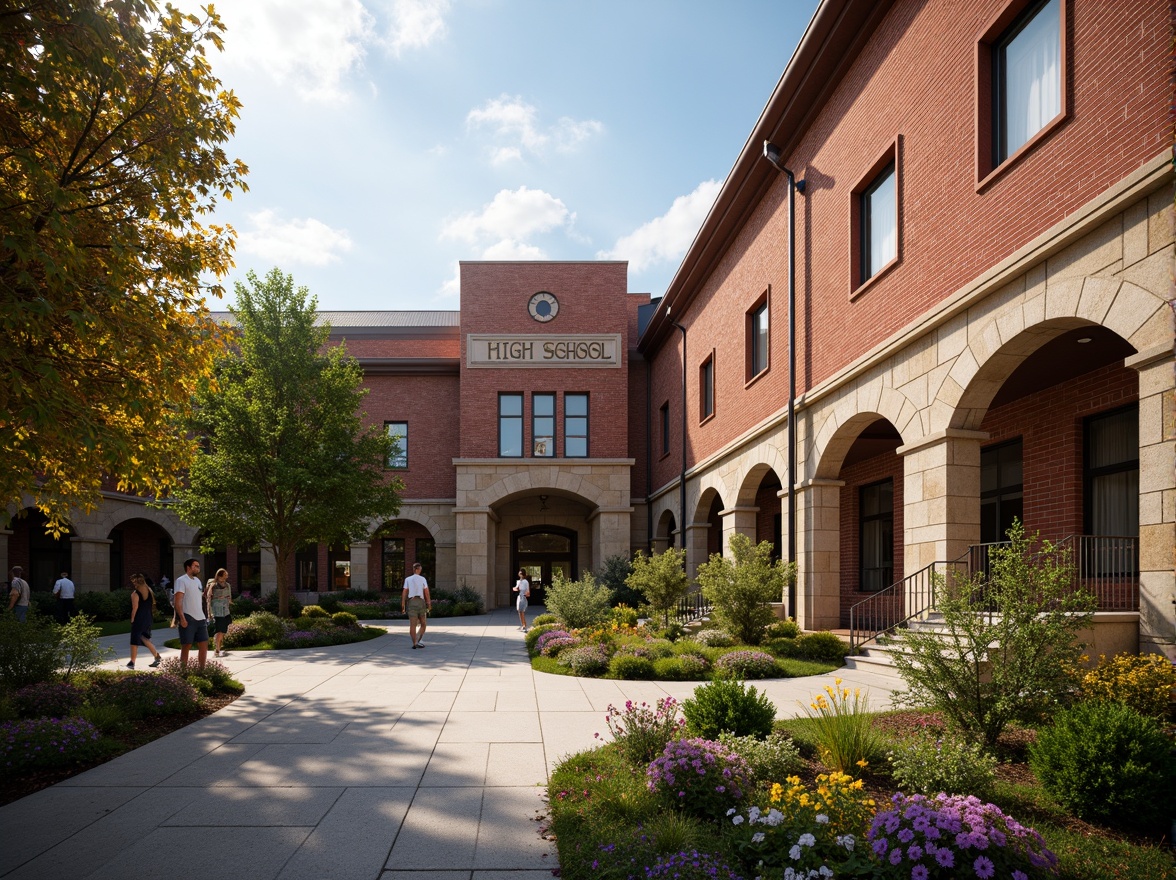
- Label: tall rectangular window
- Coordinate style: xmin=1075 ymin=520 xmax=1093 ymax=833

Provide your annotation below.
xmin=980 ymin=439 xmax=1024 ymax=544
xmin=700 ymin=355 xmax=714 ymax=421
xmin=498 ymin=393 xmax=523 ymax=457
xmin=381 ymin=538 xmax=405 ymax=590
xmin=749 ymin=300 xmax=768 ymax=378
xmin=994 ymin=0 xmax=1061 ymax=164
xmin=861 ymin=162 xmax=897 ymax=281
xmin=296 ymin=543 xmax=318 ymax=590
xmin=533 ymin=393 xmax=554 ymax=457
xmin=660 ymin=402 xmax=670 ymax=455
xmin=565 ymin=393 xmax=588 ymax=457
xmin=415 ymin=537 xmax=436 ymax=586
xmin=385 ymin=421 xmax=408 ymax=468
xmin=859 ymin=479 xmax=894 ymax=592
xmin=1085 ymin=406 xmax=1138 ymax=538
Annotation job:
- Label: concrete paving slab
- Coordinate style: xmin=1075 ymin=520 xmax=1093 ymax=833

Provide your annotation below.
xmin=421 ymin=742 xmax=490 ymax=787
xmin=472 ymin=785 xmax=556 ymax=869
xmin=485 ymin=742 xmax=546 ymax=787
xmin=385 ymin=787 xmax=483 ymax=869
xmin=277 ymin=787 xmax=414 ymax=880
xmin=164 ymin=742 xmax=270 ymax=787
xmin=85 ymin=826 xmax=313 ymax=880
xmin=159 ymin=785 xmax=343 ymax=826
xmin=438 ymin=711 xmax=541 ymax=743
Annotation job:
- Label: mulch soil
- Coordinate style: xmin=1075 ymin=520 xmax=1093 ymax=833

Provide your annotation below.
xmin=0 ymin=693 xmax=239 ymax=807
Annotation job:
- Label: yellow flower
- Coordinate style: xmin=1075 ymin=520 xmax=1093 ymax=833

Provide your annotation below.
xmin=856 ymin=759 xmax=869 ymax=768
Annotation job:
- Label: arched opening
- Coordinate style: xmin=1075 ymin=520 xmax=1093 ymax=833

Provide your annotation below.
xmin=108 ymin=518 xmax=173 ymax=592
xmin=10 ymin=508 xmax=72 ymax=594
xmin=705 ymin=493 xmax=724 ymax=558
xmin=754 ymin=469 xmax=783 ymax=560
xmin=511 ymin=525 xmax=578 ymax=606
xmin=656 ymin=509 xmax=677 ymax=549
xmin=370 ymin=520 xmax=437 ymax=592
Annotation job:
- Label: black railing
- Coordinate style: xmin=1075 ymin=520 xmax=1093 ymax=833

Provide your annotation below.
xmin=674 ymin=588 xmax=712 ymax=624
xmin=848 ymin=559 xmax=966 ymax=650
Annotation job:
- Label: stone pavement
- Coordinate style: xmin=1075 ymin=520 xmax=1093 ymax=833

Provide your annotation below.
xmin=0 ymin=608 xmax=904 ymax=880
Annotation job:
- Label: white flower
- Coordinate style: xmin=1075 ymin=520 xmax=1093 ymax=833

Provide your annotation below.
xmin=783 ymin=869 xmax=796 ymax=880
xmin=837 ymin=834 xmax=856 ymax=852
xmin=819 ymin=867 xmax=834 ymax=878
xmin=732 ymin=815 xmax=745 ymax=825
xmin=751 ymin=832 xmax=765 ymax=844
xmin=765 ymin=808 xmax=785 ymax=827
xmin=815 ymin=814 xmax=829 ymax=824
xmin=727 ymin=808 xmax=737 ymax=816
xmin=798 ymin=833 xmax=816 ymax=847
xmin=789 ymin=844 xmax=802 ymax=861
xmin=748 ymin=806 xmax=762 ymax=822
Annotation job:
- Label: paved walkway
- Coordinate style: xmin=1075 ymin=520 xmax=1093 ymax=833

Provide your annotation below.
xmin=0 ymin=609 xmax=904 ymax=880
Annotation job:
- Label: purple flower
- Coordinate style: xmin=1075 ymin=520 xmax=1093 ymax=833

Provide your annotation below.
xmin=934 ymin=848 xmax=954 ymax=868
xmin=911 ymin=866 xmax=928 ymax=880
xmin=973 ymin=855 xmax=994 ymax=879
xmin=889 ymin=848 xmax=903 ymax=866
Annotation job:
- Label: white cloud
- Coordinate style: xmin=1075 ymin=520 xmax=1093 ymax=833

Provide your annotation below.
xmin=466 ymin=95 xmax=602 ymax=164
xmin=598 ymin=180 xmax=721 ymax=272
xmin=440 ymin=186 xmax=572 ymax=244
xmin=238 ymin=210 xmax=354 ymax=267
xmin=480 ymin=239 xmax=547 ymax=260
xmin=383 ymin=0 xmax=450 ymax=56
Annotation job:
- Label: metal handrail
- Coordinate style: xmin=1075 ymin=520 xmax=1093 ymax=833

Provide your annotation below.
xmin=673 ymin=588 xmax=711 ymax=625
xmin=848 ymin=559 xmax=962 ymax=650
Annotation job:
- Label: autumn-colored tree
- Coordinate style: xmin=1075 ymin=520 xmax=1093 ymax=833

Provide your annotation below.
xmin=173 ymin=269 xmax=404 ymax=617
xmin=0 ymin=1 xmax=247 ymax=534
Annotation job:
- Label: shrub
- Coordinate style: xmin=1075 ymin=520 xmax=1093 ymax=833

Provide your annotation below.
xmin=651 ymin=621 xmax=688 ymax=642
xmin=643 ymin=850 xmax=745 ymax=880
xmin=792 ymin=632 xmax=849 ymax=663
xmin=13 ymin=681 xmax=84 ymax=719
xmin=230 ymin=592 xmax=262 ymax=616
xmin=714 ymin=650 xmax=780 ymax=680
xmin=261 ymin=590 xmax=302 ymax=618
xmin=540 ymin=636 xmax=579 ymax=658
xmin=867 ymin=793 xmax=1057 ymax=879
xmin=536 ymin=629 xmax=574 ymax=653
xmin=596 ymin=553 xmax=641 ymax=610
xmin=0 ymin=717 xmax=108 ymax=776
xmin=59 ymin=613 xmax=113 ymax=676
xmin=653 ymin=654 xmax=711 ymax=681
xmin=1028 ymin=700 xmax=1176 ymax=830
xmin=625 ymin=547 xmax=690 ymax=627
xmin=244 ymin=611 xmax=287 ymax=643
xmin=0 ymin=614 xmax=64 ymax=691
xmin=331 ymin=611 xmax=359 ymax=627
xmin=544 ymin=570 xmax=613 ymax=629
xmin=597 ymin=697 xmax=685 ymax=762
xmin=1079 ymin=652 xmax=1176 ymax=719
xmin=156 ymin=658 xmax=243 ymax=695
xmin=717 ymin=730 xmax=803 ymax=788
xmin=799 ymin=678 xmax=884 ymax=773
xmin=105 ymin=673 xmax=201 ymax=718
xmin=764 ymin=618 xmax=801 ymax=640
xmin=525 ymin=623 xmax=562 ymax=656
xmin=560 ymin=643 xmax=612 ymax=677
xmin=609 ymin=604 xmax=640 ymax=628
xmin=300 ymin=604 xmax=330 ymax=619
xmin=316 ymin=593 xmax=342 ymax=613
xmin=77 ymin=703 xmax=129 ymax=733
xmin=892 ymin=521 xmax=1096 ymax=748
xmin=648 ymin=737 xmax=752 ymax=819
xmin=609 ymin=653 xmax=656 ymax=680
xmin=887 ymin=730 xmax=998 ymax=799
xmin=223 ymin=619 xmax=263 ymax=649
xmin=690 ymin=628 xmax=735 ymax=648
xmin=531 ymin=613 xmax=558 ymax=627
xmin=75 ymin=590 xmax=130 ymax=621
xmin=682 ymin=679 xmax=776 ymax=740
xmin=695 ymin=534 xmax=796 ymax=646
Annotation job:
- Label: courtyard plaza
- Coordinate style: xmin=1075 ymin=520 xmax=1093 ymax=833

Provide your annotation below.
xmin=0 ymin=607 xmax=903 ymax=880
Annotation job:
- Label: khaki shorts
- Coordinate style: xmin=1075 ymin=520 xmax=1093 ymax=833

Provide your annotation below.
xmin=406 ymin=596 xmax=428 ymax=621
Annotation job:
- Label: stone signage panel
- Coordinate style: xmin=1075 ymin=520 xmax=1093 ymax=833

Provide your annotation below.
xmin=466 ymin=334 xmax=621 ymax=368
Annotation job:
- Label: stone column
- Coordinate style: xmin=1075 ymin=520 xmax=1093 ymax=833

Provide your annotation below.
xmin=898 ymin=429 xmax=987 ymax=572
xmin=795 ymin=478 xmax=843 ymax=631
xmin=719 ymin=506 xmax=758 ymax=554
xmin=349 ymin=542 xmax=370 ymax=592
xmin=435 ymin=542 xmax=457 ymax=591
xmin=259 ymin=543 xmax=277 ymax=596
xmin=70 ymin=537 xmax=112 ymax=592
xmin=684 ymin=521 xmax=710 ymax=579
xmin=1126 ymin=345 xmax=1176 ymax=660
xmin=171 ymin=545 xmax=199 ymax=584
xmin=455 ymin=507 xmax=497 ymax=609
xmin=589 ymin=507 xmax=633 ymax=571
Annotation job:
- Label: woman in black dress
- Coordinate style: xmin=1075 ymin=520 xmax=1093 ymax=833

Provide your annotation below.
xmin=128 ymin=573 xmax=163 ymax=669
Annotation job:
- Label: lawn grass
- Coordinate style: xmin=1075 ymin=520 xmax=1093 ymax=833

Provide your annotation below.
xmin=95 ymin=617 xmax=171 ymax=637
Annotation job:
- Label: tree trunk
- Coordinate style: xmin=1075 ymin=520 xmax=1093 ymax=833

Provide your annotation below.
xmin=273 ymin=545 xmax=293 ymax=617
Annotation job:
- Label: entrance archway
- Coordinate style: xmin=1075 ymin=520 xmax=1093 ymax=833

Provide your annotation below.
xmin=512 ymin=526 xmax=578 ymax=606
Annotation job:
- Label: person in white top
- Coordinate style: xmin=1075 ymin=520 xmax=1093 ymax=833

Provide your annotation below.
xmin=400 ymin=562 xmax=431 ymax=649
xmin=512 ymin=569 xmax=530 ymax=632
xmin=173 ymin=558 xmax=209 ymax=672
xmin=53 ymin=570 xmax=76 ymax=623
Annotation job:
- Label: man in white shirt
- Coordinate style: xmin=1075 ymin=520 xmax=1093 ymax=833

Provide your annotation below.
xmin=400 ymin=562 xmax=431 ymax=649
xmin=52 ymin=570 xmax=76 ymax=623
xmin=173 ymin=558 xmax=208 ymax=672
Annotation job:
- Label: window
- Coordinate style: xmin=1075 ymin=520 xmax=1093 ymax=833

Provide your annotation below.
xmin=747 ymin=295 xmax=769 ymax=380
xmin=385 ymin=421 xmax=408 ymax=468
xmin=861 ymin=162 xmax=897 ymax=282
xmin=415 ymin=537 xmax=436 ymax=585
xmin=381 ymin=538 xmax=405 ymax=590
xmin=980 ymin=439 xmax=1024 ymax=544
xmin=659 ymin=402 xmax=670 ymax=456
xmin=498 ymin=393 xmax=523 ymax=457
xmin=859 ymin=480 xmax=894 ymax=592
xmin=1085 ymin=406 xmax=1138 ymax=538
xmin=296 ymin=543 xmax=318 ymax=590
xmin=993 ymin=0 xmax=1061 ymax=165
xmin=328 ymin=543 xmax=351 ymax=590
xmin=533 ymin=393 xmax=554 ymax=457
xmin=700 ymin=354 xmax=714 ymax=421
xmin=565 ymin=393 xmax=588 ymax=457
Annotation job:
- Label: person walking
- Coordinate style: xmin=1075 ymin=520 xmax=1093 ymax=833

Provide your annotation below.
xmin=401 ymin=562 xmax=431 ymax=649
xmin=52 ymin=570 xmax=76 ymax=623
xmin=512 ymin=569 xmax=531 ymax=631
xmin=127 ymin=573 xmax=163 ymax=669
xmin=7 ymin=566 xmax=30 ymax=622
xmin=173 ymin=558 xmax=208 ymax=672
xmin=205 ymin=568 xmax=233 ymax=657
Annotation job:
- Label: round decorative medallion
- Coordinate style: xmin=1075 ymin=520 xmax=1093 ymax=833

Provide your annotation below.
xmin=528 ymin=291 xmax=559 ymax=323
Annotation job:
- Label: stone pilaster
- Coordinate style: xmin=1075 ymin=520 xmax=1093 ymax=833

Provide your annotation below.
xmin=70 ymin=537 xmax=112 ymax=592
xmin=589 ymin=507 xmax=633 ymax=571
xmin=719 ymin=505 xmax=758 ymax=554
xmin=795 ymin=478 xmax=843 ymax=631
xmin=455 ymin=507 xmax=498 ymax=608
xmin=684 ymin=521 xmax=710 ymax=579
xmin=349 ymin=542 xmax=370 ymax=592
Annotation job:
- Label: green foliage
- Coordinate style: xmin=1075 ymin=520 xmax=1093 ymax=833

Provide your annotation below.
xmin=892 ymin=521 xmax=1096 ymax=747
xmin=531 ymin=613 xmax=558 ymax=627
xmin=764 ymin=618 xmax=801 ymax=639
xmin=682 ymin=679 xmax=776 ymax=740
xmin=77 ymin=703 xmax=129 ymax=734
xmin=1029 ymin=700 xmax=1176 ymax=831
xmin=713 ymin=649 xmax=781 ymax=680
xmin=790 ymin=632 xmax=850 ymax=663
xmin=261 ymin=590 xmax=302 ymax=618
xmin=1078 ymin=652 xmax=1176 ymax=719
xmin=600 ymin=696 xmax=684 ymax=763
xmin=58 ymin=613 xmax=114 ymax=676
xmin=650 ymin=620 xmax=688 ymax=642
xmin=689 ymin=628 xmax=736 ymax=648
xmin=0 ymin=717 xmax=113 ymax=777
xmin=695 ymin=534 xmax=796 ymax=646
xmin=0 ymin=614 xmax=63 ymax=691
xmin=525 ymin=623 xmax=562 ymax=656
xmin=800 ymin=679 xmax=885 ymax=772
xmin=625 ymin=547 xmax=690 ymax=627
xmin=544 ymin=570 xmax=613 ymax=629
xmin=652 ymin=654 xmax=711 ymax=681
xmin=245 ymin=611 xmax=287 ymax=643
xmin=230 ymin=593 xmax=262 ymax=616
xmin=559 ymin=644 xmax=612 ymax=677
xmin=156 ymin=657 xmax=244 ymax=695
xmin=609 ymin=604 xmax=640 ymax=628
xmin=888 ymin=730 xmax=998 ymax=799
xmin=331 ymin=611 xmax=359 ymax=627
xmin=301 ymin=605 xmax=330 ymax=619
xmin=75 ymin=591 xmax=131 ymax=621
xmin=316 ymin=594 xmax=342 ymax=613
xmin=596 ymin=553 xmax=641 ymax=609
xmin=173 ymin=269 xmax=404 ymax=616
xmin=716 ymin=730 xmax=804 ymax=789
xmin=13 ymin=681 xmax=84 ymax=719
xmin=608 ymin=653 xmax=656 ymax=680
xmin=1 ymin=1 xmax=247 ymax=534
xmin=105 ymin=673 xmax=201 ymax=718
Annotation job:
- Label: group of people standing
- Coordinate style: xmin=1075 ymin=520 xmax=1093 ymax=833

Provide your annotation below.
xmin=127 ymin=558 xmax=234 ymax=671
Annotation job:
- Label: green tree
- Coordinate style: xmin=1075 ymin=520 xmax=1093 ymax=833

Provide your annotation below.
xmin=892 ymin=520 xmax=1096 ymax=747
xmin=595 ymin=553 xmax=639 ymax=608
xmin=625 ymin=547 xmax=689 ymax=626
xmin=172 ymin=269 xmax=403 ymax=617
xmin=1 ymin=1 xmax=248 ymax=535
xmin=695 ymin=533 xmax=796 ymax=646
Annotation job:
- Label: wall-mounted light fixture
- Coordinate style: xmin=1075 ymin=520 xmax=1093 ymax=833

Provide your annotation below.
xmin=538 ymin=494 xmax=549 ymax=511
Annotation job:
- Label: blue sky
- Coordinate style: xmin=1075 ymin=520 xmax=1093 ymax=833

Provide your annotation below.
xmin=195 ymin=0 xmax=819 ymax=311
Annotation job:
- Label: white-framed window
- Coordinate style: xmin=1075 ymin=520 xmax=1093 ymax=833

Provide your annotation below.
xmin=385 ymin=421 xmax=408 ymax=469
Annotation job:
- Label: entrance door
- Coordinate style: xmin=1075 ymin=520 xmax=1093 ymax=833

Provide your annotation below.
xmin=513 ymin=527 xmax=577 ymax=607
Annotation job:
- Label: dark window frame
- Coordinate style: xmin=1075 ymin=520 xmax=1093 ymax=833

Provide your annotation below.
xmin=659 ymin=401 xmax=671 ymax=457
xmin=532 ymin=392 xmax=555 ymax=458
xmin=849 ymin=140 xmax=901 ymax=297
xmin=498 ymin=392 xmax=524 ymax=458
xmin=385 ymin=421 xmax=408 ymax=469
xmin=381 ymin=537 xmax=405 ymax=591
xmin=858 ymin=478 xmax=894 ymax=593
xmin=746 ymin=290 xmax=770 ymax=383
xmin=1083 ymin=404 xmax=1139 ymax=537
xmin=700 ymin=351 xmax=715 ymax=423
xmin=564 ymin=392 xmax=589 ymax=458
xmin=980 ymin=438 xmax=1024 ymax=544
